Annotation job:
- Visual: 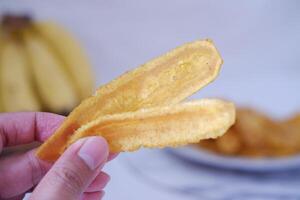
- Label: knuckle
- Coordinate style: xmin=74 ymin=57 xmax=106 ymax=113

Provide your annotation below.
xmin=51 ymin=165 xmax=84 ymax=194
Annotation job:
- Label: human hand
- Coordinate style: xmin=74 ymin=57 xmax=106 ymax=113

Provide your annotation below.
xmin=0 ymin=112 xmax=116 ymax=200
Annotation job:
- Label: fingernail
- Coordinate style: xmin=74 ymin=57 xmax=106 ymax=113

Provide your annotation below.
xmin=78 ymin=136 xmax=109 ymax=170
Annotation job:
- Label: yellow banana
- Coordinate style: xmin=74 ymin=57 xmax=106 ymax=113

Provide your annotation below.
xmin=0 ymin=29 xmax=4 ymax=112
xmin=0 ymin=38 xmax=40 ymax=112
xmin=33 ymin=22 xmax=94 ymax=99
xmin=22 ymin=29 xmax=78 ymax=113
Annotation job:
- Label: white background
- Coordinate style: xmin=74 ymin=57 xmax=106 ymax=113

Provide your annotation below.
xmin=1 ymin=1 xmax=300 ymax=199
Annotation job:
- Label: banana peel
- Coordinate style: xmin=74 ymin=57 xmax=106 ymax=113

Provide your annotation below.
xmin=0 ymin=15 xmax=94 ymax=114
xmin=33 ymin=22 xmax=94 ymax=99
xmin=22 ymin=29 xmax=78 ymax=114
xmin=0 ymin=38 xmax=40 ymax=112
xmin=0 ymin=29 xmax=3 ymax=112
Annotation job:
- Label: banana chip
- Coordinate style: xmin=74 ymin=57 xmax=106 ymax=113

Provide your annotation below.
xmin=286 ymin=114 xmax=300 ymax=128
xmin=198 ymin=109 xmax=300 ymax=157
xmin=67 ymin=99 xmax=235 ymax=152
xmin=37 ymin=40 xmax=230 ymax=161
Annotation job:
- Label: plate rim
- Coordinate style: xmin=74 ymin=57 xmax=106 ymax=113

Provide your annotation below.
xmin=167 ymin=146 xmax=300 ymax=172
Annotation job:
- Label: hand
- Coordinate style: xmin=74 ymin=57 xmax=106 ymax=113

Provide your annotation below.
xmin=0 ymin=112 xmax=117 ymax=200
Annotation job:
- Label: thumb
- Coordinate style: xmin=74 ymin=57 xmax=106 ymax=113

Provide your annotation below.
xmin=30 ymin=136 xmax=109 ymax=200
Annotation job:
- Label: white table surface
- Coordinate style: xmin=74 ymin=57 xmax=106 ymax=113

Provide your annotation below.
xmin=1 ymin=1 xmax=300 ymax=199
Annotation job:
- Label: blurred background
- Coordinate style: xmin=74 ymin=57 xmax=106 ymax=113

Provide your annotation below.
xmin=1 ymin=0 xmax=300 ymax=199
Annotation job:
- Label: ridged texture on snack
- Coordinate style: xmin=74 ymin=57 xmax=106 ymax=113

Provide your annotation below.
xmin=67 ymin=99 xmax=235 ymax=153
xmin=33 ymin=22 xmax=94 ymax=99
xmin=0 ymin=39 xmax=40 ymax=112
xmin=37 ymin=39 xmax=223 ymax=161
xmin=22 ymin=29 xmax=78 ymax=113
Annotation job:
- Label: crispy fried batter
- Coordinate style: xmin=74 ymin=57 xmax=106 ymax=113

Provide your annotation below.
xmin=37 ymin=40 xmax=225 ymax=161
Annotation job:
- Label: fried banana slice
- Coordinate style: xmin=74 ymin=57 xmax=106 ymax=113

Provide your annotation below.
xmin=67 ymin=99 xmax=235 ymax=153
xmin=37 ymin=39 xmax=223 ymax=161
xmin=286 ymin=113 xmax=300 ymax=128
xmin=215 ymin=129 xmax=242 ymax=155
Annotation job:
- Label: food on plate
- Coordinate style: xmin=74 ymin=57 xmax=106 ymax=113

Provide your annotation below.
xmin=37 ymin=39 xmax=235 ymax=161
xmin=215 ymin=129 xmax=241 ymax=155
xmin=286 ymin=114 xmax=300 ymax=128
xmin=0 ymin=14 xmax=94 ymax=114
xmin=198 ymin=108 xmax=300 ymax=157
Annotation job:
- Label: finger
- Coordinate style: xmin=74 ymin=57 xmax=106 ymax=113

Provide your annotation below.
xmin=0 ymin=149 xmax=52 ymax=199
xmin=0 ymin=150 xmax=115 ymax=198
xmin=0 ymin=112 xmax=65 ymax=150
xmin=30 ymin=136 xmax=109 ymax=200
xmin=5 ymin=194 xmax=25 ymax=200
xmin=81 ymin=191 xmax=105 ymax=200
xmin=107 ymin=153 xmax=118 ymax=161
xmin=86 ymin=172 xmax=110 ymax=192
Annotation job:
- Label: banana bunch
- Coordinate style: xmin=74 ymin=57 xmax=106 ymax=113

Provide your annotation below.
xmin=0 ymin=15 xmax=94 ymax=114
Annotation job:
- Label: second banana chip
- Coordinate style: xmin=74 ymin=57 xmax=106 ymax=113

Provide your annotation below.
xmin=37 ymin=39 xmax=234 ymax=161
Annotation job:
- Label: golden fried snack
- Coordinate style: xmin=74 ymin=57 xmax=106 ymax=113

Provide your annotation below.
xmin=281 ymin=113 xmax=300 ymax=153
xmin=239 ymin=110 xmax=299 ymax=156
xmin=286 ymin=113 xmax=300 ymax=128
xmin=198 ymin=108 xmax=300 ymax=158
xmin=37 ymin=39 xmax=223 ymax=161
xmin=197 ymin=129 xmax=242 ymax=155
xmin=196 ymin=139 xmax=217 ymax=152
xmin=65 ymin=99 xmax=235 ymax=153
xmin=234 ymin=108 xmax=273 ymax=148
xmin=215 ymin=129 xmax=241 ymax=155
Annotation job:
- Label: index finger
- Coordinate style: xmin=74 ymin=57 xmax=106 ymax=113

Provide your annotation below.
xmin=0 ymin=112 xmax=65 ymax=150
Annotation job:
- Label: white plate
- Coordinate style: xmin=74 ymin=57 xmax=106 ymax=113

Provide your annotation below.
xmin=167 ymin=146 xmax=300 ymax=172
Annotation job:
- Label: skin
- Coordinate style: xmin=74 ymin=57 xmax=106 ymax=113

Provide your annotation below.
xmin=0 ymin=112 xmax=117 ymax=200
